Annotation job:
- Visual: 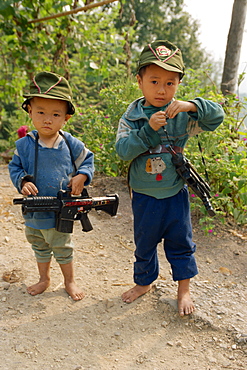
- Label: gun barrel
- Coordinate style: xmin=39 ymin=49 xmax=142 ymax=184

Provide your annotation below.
xmin=13 ymin=198 xmax=25 ymax=205
xmin=13 ymin=196 xmax=61 ymax=213
xmin=14 ymin=196 xmax=58 ymax=204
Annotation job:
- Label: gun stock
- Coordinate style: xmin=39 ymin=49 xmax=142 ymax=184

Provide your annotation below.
xmin=165 ymin=145 xmax=215 ymax=216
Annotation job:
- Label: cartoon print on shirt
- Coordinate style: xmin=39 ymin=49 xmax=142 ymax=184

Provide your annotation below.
xmin=145 ymin=157 xmax=166 ymax=174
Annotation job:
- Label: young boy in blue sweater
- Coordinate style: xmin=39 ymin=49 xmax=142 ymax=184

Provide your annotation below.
xmin=9 ymin=72 xmax=94 ymax=301
xmin=115 ymin=40 xmax=224 ymax=316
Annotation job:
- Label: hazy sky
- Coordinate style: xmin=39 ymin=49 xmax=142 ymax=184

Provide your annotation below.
xmin=184 ymin=0 xmax=247 ymax=93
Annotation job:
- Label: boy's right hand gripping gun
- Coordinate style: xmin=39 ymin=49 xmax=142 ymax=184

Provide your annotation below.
xmin=165 ymin=145 xmax=215 ymax=216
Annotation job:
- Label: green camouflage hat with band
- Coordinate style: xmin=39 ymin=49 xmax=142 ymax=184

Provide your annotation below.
xmin=22 ymin=71 xmax=75 ymax=115
xmin=137 ymin=40 xmax=185 ymax=78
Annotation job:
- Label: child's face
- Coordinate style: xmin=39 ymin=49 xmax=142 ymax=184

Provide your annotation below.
xmin=28 ymin=97 xmax=71 ymax=139
xmin=137 ymin=64 xmax=181 ymax=107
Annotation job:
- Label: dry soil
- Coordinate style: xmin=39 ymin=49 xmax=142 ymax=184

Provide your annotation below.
xmin=0 ymin=164 xmax=247 ymax=370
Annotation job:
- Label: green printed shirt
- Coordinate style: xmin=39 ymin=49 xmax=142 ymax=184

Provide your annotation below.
xmin=115 ymin=97 xmax=224 ymax=199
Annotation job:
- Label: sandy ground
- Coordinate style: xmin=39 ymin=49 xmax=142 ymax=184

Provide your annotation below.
xmin=0 ymin=163 xmax=247 ymax=370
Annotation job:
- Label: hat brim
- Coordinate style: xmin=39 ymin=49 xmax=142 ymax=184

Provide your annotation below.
xmin=22 ymin=94 xmax=75 ymax=115
xmin=139 ymin=61 xmax=184 ymax=77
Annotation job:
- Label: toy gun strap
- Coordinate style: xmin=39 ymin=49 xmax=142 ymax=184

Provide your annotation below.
xmin=165 ymin=145 xmax=215 ymax=216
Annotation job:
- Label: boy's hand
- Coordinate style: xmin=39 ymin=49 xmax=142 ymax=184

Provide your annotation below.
xmin=21 ymin=181 xmax=38 ymax=196
xmin=68 ymin=174 xmax=88 ymax=196
xmin=149 ymin=111 xmax=168 ymax=131
xmin=165 ymin=100 xmax=197 ymax=119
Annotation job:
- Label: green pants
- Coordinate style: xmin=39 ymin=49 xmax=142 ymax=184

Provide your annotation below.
xmin=25 ymin=226 xmax=73 ymax=264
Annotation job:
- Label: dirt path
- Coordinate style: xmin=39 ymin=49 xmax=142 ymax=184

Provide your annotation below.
xmin=0 ymin=164 xmax=247 ymax=370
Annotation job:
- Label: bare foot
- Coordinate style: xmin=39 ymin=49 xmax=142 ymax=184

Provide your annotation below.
xmin=27 ymin=279 xmax=50 ymax=296
xmin=177 ymin=279 xmax=195 ymax=316
xmin=65 ymin=281 xmax=85 ymax=301
xmin=121 ymin=284 xmax=151 ymax=303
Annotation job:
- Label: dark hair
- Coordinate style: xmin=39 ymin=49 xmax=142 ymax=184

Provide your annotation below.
xmin=137 ymin=64 xmax=183 ymax=81
xmin=137 ymin=66 xmax=147 ymax=78
xmin=26 ymin=98 xmax=72 ymax=115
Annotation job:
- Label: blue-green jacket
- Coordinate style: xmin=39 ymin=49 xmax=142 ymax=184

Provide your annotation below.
xmin=115 ymin=97 xmax=224 ymax=199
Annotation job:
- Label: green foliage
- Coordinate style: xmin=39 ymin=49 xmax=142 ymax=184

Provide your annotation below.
xmin=70 ymin=77 xmax=140 ymax=176
xmin=0 ymin=0 xmax=127 ymax=140
xmin=114 ymin=0 xmax=208 ymax=71
xmin=177 ymin=69 xmax=247 ymax=227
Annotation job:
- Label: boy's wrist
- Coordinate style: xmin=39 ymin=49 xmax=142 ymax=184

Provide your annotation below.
xmin=187 ymin=102 xmax=197 ymax=112
xmin=21 ymin=175 xmax=35 ymax=188
xmin=21 ymin=180 xmax=27 ymax=190
xmin=76 ymin=173 xmax=88 ymax=182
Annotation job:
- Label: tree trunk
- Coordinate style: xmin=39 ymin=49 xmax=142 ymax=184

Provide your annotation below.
xmin=221 ymin=0 xmax=247 ymax=95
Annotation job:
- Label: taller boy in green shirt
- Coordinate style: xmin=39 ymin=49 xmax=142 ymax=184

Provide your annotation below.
xmin=116 ymin=40 xmax=224 ymax=316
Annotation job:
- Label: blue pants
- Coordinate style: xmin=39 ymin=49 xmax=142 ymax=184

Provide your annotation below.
xmin=132 ymin=187 xmax=198 ymax=285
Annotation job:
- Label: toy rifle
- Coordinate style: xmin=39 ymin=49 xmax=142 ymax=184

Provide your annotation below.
xmin=13 ymin=189 xmax=119 ymax=233
xmin=165 ymin=145 xmax=215 ymax=216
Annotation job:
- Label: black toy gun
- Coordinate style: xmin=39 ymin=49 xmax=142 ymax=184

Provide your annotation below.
xmin=13 ymin=189 xmax=119 ymax=233
xmin=165 ymin=145 xmax=215 ymax=216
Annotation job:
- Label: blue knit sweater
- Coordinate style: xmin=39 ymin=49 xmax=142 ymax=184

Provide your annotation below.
xmin=9 ymin=130 xmax=94 ymax=229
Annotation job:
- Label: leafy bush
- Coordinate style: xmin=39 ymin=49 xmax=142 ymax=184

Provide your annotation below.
xmin=70 ymin=76 xmax=140 ymax=176
xmin=178 ymin=69 xmax=247 ymax=227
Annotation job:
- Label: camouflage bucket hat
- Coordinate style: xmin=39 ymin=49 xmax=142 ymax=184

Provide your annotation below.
xmin=22 ymin=71 xmax=75 ymax=115
xmin=137 ymin=40 xmax=185 ymax=78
